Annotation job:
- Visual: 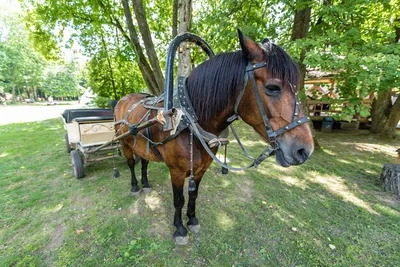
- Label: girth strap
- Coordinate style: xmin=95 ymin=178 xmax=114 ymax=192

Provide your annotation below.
xmin=146 ymin=125 xmax=163 ymax=160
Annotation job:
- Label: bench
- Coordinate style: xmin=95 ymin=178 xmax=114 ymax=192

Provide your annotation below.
xmin=62 ymin=109 xmax=114 ymax=123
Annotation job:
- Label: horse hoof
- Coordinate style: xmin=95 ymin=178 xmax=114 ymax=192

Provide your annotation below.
xmin=174 ymin=236 xmax=189 ymax=245
xmin=131 ymin=190 xmax=141 ymax=197
xmin=142 ymin=187 xmax=151 ymax=194
xmin=188 ymin=224 xmax=200 ymax=234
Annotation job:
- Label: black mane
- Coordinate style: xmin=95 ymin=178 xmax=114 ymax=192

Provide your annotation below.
xmin=187 ymin=51 xmax=247 ymax=124
xmin=186 ymin=42 xmax=299 ymax=123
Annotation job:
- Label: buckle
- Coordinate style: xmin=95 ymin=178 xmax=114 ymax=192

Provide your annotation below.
xmin=267 ymin=130 xmax=277 ymax=146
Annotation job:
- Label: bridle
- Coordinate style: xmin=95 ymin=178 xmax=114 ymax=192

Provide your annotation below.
xmin=227 ymin=61 xmax=310 ymax=167
xmin=169 ymin=56 xmax=311 ymax=171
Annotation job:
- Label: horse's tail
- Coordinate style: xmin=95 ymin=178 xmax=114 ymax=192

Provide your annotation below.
xmin=109 ymin=99 xmax=118 ymax=111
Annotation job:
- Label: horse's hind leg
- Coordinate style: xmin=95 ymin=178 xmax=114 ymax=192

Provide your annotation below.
xmin=141 ymin=158 xmax=151 ymax=193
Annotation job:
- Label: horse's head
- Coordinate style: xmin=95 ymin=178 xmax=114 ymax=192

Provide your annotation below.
xmin=236 ymin=30 xmax=314 ymax=167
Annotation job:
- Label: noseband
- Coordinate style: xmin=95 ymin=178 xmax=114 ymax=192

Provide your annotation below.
xmin=228 ymin=61 xmax=310 ymax=167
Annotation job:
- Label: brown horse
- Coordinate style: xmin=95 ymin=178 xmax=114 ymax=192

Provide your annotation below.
xmin=114 ymin=31 xmax=314 ymax=244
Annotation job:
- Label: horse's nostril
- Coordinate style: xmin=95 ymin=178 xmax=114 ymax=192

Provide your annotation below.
xmin=295 ymin=148 xmax=309 ymax=163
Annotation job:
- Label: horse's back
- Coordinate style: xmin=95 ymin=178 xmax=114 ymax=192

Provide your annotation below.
xmin=114 ymin=93 xmax=152 ymax=121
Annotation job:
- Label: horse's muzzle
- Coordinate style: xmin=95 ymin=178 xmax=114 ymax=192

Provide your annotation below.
xmin=276 ymin=145 xmax=312 ymax=167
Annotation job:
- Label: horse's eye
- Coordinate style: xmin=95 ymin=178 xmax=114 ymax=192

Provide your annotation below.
xmin=265 ymin=84 xmax=281 ymax=96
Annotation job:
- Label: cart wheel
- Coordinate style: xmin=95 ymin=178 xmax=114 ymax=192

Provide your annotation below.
xmin=71 ymin=150 xmax=85 ymax=179
xmin=65 ymin=133 xmax=72 ymax=153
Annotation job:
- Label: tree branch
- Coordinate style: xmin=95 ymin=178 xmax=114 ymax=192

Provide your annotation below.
xmin=131 ymin=0 xmax=165 ymax=91
xmin=121 ymin=0 xmax=159 ymax=94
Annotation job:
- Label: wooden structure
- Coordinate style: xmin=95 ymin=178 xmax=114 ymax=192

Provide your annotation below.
xmin=304 ymin=71 xmax=373 ymax=125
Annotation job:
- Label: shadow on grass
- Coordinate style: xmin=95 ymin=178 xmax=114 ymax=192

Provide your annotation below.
xmin=1 ymin=118 xmax=400 ymax=266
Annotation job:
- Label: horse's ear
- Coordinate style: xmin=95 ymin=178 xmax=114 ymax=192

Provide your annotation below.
xmin=262 ymin=38 xmax=270 ymax=44
xmin=237 ymin=29 xmax=264 ymax=60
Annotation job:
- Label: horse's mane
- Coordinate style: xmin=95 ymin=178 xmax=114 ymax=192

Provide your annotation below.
xmin=187 ymin=41 xmax=299 ymax=123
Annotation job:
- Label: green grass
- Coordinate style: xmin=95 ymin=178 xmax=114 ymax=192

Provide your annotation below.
xmin=1 ymin=119 xmax=399 ymax=266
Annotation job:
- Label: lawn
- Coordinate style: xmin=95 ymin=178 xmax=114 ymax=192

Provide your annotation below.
xmin=0 ymin=118 xmax=399 ymax=266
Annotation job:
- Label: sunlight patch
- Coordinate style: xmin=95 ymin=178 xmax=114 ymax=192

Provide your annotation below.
xmin=281 ymin=176 xmax=308 ymax=190
xmin=355 ymin=143 xmax=397 ymax=157
xmin=217 ymin=155 xmax=231 ymax=163
xmin=321 ymin=148 xmax=336 ymax=156
xmin=337 ymin=159 xmax=351 ymax=164
xmin=42 ymin=203 xmax=63 ymax=214
xmin=374 ymin=204 xmax=400 ymax=218
xmin=220 ymin=179 xmax=231 ymax=188
xmin=217 ymin=212 xmax=234 ymax=230
xmin=128 ymin=200 xmax=141 ymax=215
xmin=0 ymin=152 xmax=7 ymax=158
xmin=145 ymin=193 xmax=161 ymax=211
xmin=310 ymin=174 xmax=378 ymax=215
xmin=242 ymin=140 xmax=266 ymax=146
xmin=272 ymin=211 xmax=288 ymax=223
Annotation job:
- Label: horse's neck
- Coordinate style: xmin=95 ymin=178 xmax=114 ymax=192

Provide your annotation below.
xmin=195 ymin=95 xmax=235 ymax=136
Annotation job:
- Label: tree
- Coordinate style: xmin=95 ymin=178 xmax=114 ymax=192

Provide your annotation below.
xmin=0 ymin=8 xmax=46 ymax=102
xmin=26 ymin=0 xmax=172 ymax=96
xmin=303 ymin=0 xmax=400 ymax=138
xmin=41 ymin=62 xmax=79 ymax=99
xmin=369 ymin=16 xmax=400 ymax=138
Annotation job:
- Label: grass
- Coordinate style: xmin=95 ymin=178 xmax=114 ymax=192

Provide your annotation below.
xmin=0 ymin=118 xmax=399 ymax=266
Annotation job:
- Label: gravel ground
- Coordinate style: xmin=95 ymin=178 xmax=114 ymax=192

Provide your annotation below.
xmin=0 ymin=102 xmax=83 ymax=125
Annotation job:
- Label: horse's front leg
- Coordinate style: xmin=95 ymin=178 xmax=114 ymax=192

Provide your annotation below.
xmin=127 ymin=156 xmax=140 ymax=196
xmin=170 ymin=170 xmax=188 ymax=245
xmin=140 ymin=158 xmax=151 ymax=193
xmin=121 ymin=144 xmax=141 ymax=196
xmin=187 ymin=174 xmax=204 ymax=233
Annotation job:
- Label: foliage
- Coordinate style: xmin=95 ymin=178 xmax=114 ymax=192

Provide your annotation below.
xmin=0 ymin=13 xmax=46 ymax=95
xmin=41 ymin=62 xmax=79 ymax=98
xmin=24 ymin=0 xmax=172 ymax=98
xmin=0 ymin=0 xmax=83 ymax=100
xmin=85 ymin=30 xmax=146 ymax=99
xmin=301 ymin=0 xmax=400 ymax=119
xmin=93 ymin=95 xmax=110 ymax=108
xmin=21 ymin=0 xmax=400 ymax=131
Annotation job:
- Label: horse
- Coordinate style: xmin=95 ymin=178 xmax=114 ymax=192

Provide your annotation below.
xmin=114 ymin=30 xmax=314 ymax=245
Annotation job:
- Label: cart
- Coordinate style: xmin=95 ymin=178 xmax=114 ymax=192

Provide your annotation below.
xmin=62 ymin=108 xmax=120 ymax=179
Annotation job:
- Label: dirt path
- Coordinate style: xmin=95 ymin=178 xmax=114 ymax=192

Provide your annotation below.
xmin=0 ymin=103 xmax=82 ymax=125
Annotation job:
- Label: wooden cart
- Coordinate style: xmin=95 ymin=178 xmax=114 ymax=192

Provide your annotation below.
xmin=62 ymin=108 xmax=120 ymax=179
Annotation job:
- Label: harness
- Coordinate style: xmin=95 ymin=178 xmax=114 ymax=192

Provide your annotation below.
xmin=115 ymin=33 xmax=310 ymax=191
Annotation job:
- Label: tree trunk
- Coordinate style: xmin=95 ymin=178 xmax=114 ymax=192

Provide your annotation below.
xmin=177 ymin=0 xmax=192 ymax=77
xmin=370 ymin=90 xmax=400 ymax=138
xmin=11 ymin=86 xmax=15 ymax=103
xmin=131 ymin=0 xmax=165 ymax=92
xmin=121 ymin=0 xmax=161 ymax=95
xmin=394 ymin=18 xmax=400 ymax=43
xmin=172 ymin=0 xmax=178 ymax=38
xmin=33 ymin=86 xmax=38 ymax=101
xmin=381 ymin=164 xmax=400 ymax=196
xmin=290 ymin=4 xmax=320 ymax=148
xmin=291 ymin=6 xmax=311 ymax=92
xmin=101 ymin=34 xmax=118 ymax=99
